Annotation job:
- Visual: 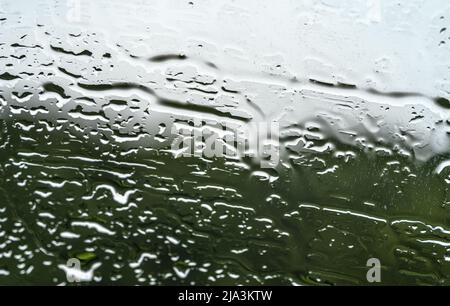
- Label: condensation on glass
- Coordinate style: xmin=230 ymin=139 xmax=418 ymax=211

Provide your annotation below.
xmin=0 ymin=0 xmax=449 ymax=285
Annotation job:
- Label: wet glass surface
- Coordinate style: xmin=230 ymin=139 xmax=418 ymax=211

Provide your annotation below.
xmin=0 ymin=0 xmax=449 ymax=285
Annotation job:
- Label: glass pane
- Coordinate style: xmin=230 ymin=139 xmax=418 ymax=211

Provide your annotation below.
xmin=0 ymin=0 xmax=449 ymax=285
